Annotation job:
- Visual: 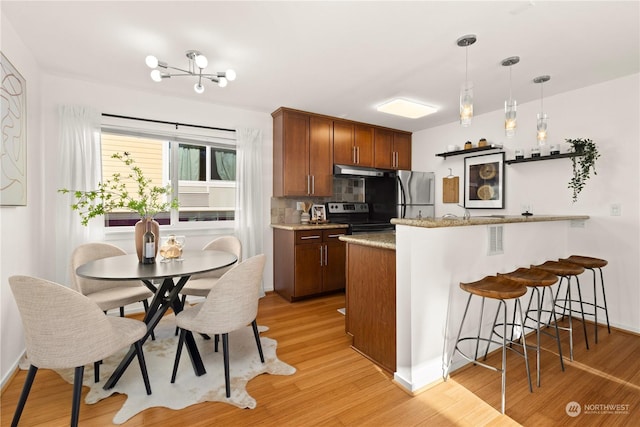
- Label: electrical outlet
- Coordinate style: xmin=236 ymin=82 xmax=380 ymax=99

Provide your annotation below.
xmin=610 ymin=203 xmax=621 ymax=216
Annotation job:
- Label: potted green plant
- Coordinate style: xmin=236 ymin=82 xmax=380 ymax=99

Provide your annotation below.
xmin=59 ymin=152 xmax=179 ymax=261
xmin=566 ymin=138 xmax=600 ymax=203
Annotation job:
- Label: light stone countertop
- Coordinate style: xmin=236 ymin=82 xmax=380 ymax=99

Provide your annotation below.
xmin=339 ymin=233 xmax=396 ymax=250
xmin=270 ymin=223 xmax=349 ymax=231
xmin=391 ymin=214 xmax=589 ymax=228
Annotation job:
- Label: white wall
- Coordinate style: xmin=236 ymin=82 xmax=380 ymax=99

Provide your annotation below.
xmin=0 ymin=15 xmax=45 ymax=386
xmin=411 ymin=74 xmax=640 ymax=332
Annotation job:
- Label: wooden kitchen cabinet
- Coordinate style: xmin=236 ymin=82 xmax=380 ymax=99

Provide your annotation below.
xmin=273 ymin=228 xmax=347 ymax=301
xmin=345 ymin=242 xmax=396 ymax=373
xmin=374 ymin=129 xmax=411 ymax=170
xmin=272 ymin=108 xmax=333 ymax=197
xmin=333 ymin=121 xmax=374 ymax=167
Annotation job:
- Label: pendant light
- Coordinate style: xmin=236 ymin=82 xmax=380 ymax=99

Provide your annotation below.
xmin=502 ymin=56 xmax=520 ymax=138
xmin=534 ymin=75 xmax=551 ymax=145
xmin=457 ymin=34 xmax=477 ymax=127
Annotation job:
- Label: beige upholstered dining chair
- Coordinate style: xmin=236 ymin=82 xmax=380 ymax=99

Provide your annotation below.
xmin=171 ymin=254 xmax=266 ymax=398
xmin=70 ymin=242 xmax=154 ymax=316
xmin=180 ymin=235 xmax=242 ymax=299
xmin=8 ymin=275 xmax=151 ymax=427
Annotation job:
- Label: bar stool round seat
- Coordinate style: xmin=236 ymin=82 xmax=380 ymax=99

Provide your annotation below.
xmin=498 ymin=267 xmax=564 ymax=387
xmin=445 ymin=275 xmax=531 ymax=414
xmin=460 ymin=276 xmax=528 ymax=299
xmin=531 ymin=260 xmax=588 ymax=359
xmin=560 ymin=255 xmax=610 ymax=343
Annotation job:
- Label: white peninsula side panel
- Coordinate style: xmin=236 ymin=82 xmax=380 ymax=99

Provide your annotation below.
xmin=394 ymin=219 xmax=583 ymax=392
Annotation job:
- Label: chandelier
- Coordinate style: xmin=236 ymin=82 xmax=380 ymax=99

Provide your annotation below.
xmin=145 ymin=50 xmax=236 ymax=94
xmin=456 ymin=34 xmax=477 ymax=127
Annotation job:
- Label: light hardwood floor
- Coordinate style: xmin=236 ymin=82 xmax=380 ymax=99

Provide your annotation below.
xmin=1 ymin=292 xmax=638 ymax=426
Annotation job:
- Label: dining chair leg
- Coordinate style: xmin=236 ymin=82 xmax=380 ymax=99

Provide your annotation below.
xmin=171 ymin=329 xmax=187 ymax=383
xmin=252 ymin=320 xmax=265 ymax=363
xmin=119 ymin=307 xmax=125 ymax=317
xmin=215 ymin=334 xmax=220 ymax=352
xmin=11 ymin=364 xmax=38 ymax=427
xmin=71 ymin=366 xmax=84 ymax=427
xmin=134 ymin=341 xmax=152 ymax=395
xmin=94 ymin=361 xmax=100 ymax=383
xmin=222 ymin=333 xmax=231 ymax=398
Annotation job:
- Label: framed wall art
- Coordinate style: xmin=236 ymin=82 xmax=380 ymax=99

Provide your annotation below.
xmin=464 ymin=152 xmax=505 ymax=209
xmin=1 ymin=52 xmax=27 ymax=206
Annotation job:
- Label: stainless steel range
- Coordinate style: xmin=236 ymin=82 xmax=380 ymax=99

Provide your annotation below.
xmin=325 ymin=202 xmax=395 ymax=234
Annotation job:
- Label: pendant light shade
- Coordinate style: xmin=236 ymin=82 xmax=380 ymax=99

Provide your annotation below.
xmin=534 ymin=75 xmax=551 ymax=145
xmin=502 ymin=56 xmax=520 ymax=138
xmin=457 ymin=35 xmax=477 ymax=127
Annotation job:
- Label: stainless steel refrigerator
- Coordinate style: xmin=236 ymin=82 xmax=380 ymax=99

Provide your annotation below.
xmin=396 ymin=170 xmax=435 ymax=219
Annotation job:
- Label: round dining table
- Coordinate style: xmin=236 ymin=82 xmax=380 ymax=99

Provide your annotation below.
xmin=76 ymin=249 xmax=238 ymax=392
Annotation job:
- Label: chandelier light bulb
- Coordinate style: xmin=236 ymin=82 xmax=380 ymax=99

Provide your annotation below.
xmin=218 ymin=77 xmax=228 ymax=88
xmin=225 ymin=69 xmax=236 ymax=81
xmin=145 ymin=55 xmax=158 ymax=69
xmin=194 ymin=54 xmax=208 ymax=69
xmin=194 ymin=82 xmax=205 ymax=94
xmin=150 ymin=69 xmax=162 ymax=82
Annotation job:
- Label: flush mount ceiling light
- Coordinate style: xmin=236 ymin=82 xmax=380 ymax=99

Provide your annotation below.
xmin=534 ymin=75 xmax=551 ymax=145
xmin=502 ymin=56 xmax=520 ymax=138
xmin=376 ymin=98 xmax=438 ymax=119
xmin=457 ymin=34 xmax=477 ymax=127
xmin=145 ymin=50 xmax=236 ymax=94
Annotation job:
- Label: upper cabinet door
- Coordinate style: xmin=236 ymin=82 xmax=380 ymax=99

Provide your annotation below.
xmin=374 ymin=128 xmax=394 ymax=169
xmin=273 ymin=109 xmax=310 ymax=197
xmin=354 ymin=125 xmax=374 ymax=167
xmin=309 ymin=116 xmax=333 ymax=196
xmin=333 ymin=121 xmax=355 ymax=165
xmin=393 ymin=132 xmax=412 ymax=170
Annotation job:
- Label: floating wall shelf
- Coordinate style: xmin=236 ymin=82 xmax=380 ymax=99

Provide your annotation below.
xmin=505 ymin=152 xmax=582 ymax=164
xmin=436 ymin=145 xmax=503 ymax=159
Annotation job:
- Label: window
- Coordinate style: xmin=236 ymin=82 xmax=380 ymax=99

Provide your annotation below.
xmin=101 ymin=130 xmax=236 ymax=227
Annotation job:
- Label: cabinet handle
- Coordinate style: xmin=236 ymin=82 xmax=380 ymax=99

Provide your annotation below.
xmin=352 ymin=146 xmax=356 ymax=164
xmin=394 ymin=151 xmax=398 ymax=168
xmin=307 ymin=175 xmax=311 ymax=195
xmin=327 ymin=234 xmax=344 ymax=238
xmin=356 ymin=146 xmax=360 ymax=164
xmin=311 ymin=175 xmax=315 ymax=194
xmin=319 ymin=245 xmax=324 ymax=266
xmin=300 ymin=235 xmax=321 ymax=240
xmin=324 ymin=244 xmax=328 ymax=265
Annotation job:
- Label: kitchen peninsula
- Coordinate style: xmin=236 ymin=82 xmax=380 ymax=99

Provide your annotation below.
xmin=342 ymin=214 xmax=589 ymax=394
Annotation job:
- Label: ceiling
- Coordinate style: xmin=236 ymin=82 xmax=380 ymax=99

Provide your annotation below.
xmin=3 ymin=1 xmax=639 ymax=132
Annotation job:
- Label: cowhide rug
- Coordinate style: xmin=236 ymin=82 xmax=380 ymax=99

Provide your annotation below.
xmin=20 ymin=317 xmax=296 ymax=424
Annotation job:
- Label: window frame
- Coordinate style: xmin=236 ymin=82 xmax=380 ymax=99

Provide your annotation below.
xmin=100 ymin=124 xmax=237 ymax=233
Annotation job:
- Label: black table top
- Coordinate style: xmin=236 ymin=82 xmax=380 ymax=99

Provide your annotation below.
xmin=76 ymin=250 xmax=238 ymax=281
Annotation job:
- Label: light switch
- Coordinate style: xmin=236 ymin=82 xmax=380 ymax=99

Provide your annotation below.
xmin=610 ymin=203 xmax=621 ymax=216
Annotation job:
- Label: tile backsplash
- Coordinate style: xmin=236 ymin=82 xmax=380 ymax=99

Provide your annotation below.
xmin=271 ymin=177 xmax=364 ymax=224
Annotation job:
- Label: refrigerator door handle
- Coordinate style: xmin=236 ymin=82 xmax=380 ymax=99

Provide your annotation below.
xmin=397 ymin=175 xmax=407 ymax=218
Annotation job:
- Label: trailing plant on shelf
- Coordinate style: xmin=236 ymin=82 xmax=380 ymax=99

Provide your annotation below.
xmin=566 ymin=138 xmax=600 ymax=203
xmin=59 ymin=152 xmax=179 ymax=226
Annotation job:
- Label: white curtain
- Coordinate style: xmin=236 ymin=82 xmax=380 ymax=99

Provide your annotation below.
xmin=55 ymin=105 xmax=102 ymax=286
xmin=234 ymin=128 xmax=264 ymax=294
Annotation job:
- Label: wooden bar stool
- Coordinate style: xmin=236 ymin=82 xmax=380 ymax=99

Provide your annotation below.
xmin=560 ymin=255 xmax=610 ymax=343
xmin=445 ymin=275 xmax=532 ymax=414
xmin=531 ymin=260 xmax=587 ymax=360
xmin=497 ymin=267 xmax=564 ymax=387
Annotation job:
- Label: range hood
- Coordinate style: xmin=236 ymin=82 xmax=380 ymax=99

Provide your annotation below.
xmin=334 ymin=164 xmax=392 ymax=178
